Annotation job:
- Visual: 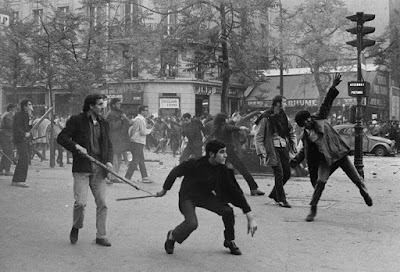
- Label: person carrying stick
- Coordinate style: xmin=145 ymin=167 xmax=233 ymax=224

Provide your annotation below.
xmin=57 ymin=94 xmax=113 ymax=247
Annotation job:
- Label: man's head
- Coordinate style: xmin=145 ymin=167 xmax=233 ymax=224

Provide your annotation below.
xmin=7 ymin=103 xmax=17 ymax=114
xmin=205 ymin=140 xmax=227 ymax=165
xmin=272 ymin=95 xmax=287 ymax=111
xmin=295 ymin=110 xmax=313 ymax=129
xmin=138 ymin=105 xmax=149 ymax=117
xmin=20 ymin=99 xmax=33 ymax=113
xmin=110 ymin=98 xmax=121 ymax=110
xmin=182 ymin=113 xmax=191 ymax=123
xmin=82 ymin=94 xmax=104 ymax=116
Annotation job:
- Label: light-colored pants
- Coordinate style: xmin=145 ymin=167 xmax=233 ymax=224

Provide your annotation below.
xmin=72 ymin=163 xmax=107 ymax=238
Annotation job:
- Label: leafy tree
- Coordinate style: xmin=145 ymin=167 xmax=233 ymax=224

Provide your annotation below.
xmin=138 ymin=0 xmax=275 ymax=113
xmin=0 ymin=20 xmax=38 ymax=97
xmin=280 ymin=0 xmax=351 ymax=101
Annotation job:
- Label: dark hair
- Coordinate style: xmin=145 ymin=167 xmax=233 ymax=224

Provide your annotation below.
xmin=182 ymin=113 xmax=191 ymax=119
xmin=110 ymin=98 xmax=121 ymax=107
xmin=295 ymin=110 xmax=311 ymax=127
xmin=205 ymin=140 xmax=226 ymax=158
xmin=138 ymin=105 xmax=148 ymax=113
xmin=272 ymin=95 xmax=285 ymax=106
xmin=20 ymin=99 xmax=31 ymax=110
xmin=82 ymin=94 xmax=103 ymax=113
xmin=7 ymin=103 xmax=16 ymax=111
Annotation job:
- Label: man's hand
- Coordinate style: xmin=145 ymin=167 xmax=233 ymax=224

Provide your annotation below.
xmin=258 ymin=154 xmax=266 ymax=166
xmin=246 ymin=212 xmax=257 ymax=237
xmin=332 ymin=73 xmax=342 ymax=87
xmin=106 ymin=162 xmax=113 ymax=172
xmin=25 ymin=132 xmax=31 ymax=138
xmin=75 ymin=144 xmax=88 ymax=155
xmin=156 ymin=189 xmax=167 ymax=197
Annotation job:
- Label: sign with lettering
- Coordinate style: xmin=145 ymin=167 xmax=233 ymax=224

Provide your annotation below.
xmin=159 ymin=98 xmax=180 ymax=108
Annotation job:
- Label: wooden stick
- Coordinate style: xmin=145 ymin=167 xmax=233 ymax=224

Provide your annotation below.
xmin=115 ymin=195 xmax=156 ymax=201
xmin=29 ymin=107 xmax=53 ymax=134
xmin=82 ymin=153 xmax=155 ymax=196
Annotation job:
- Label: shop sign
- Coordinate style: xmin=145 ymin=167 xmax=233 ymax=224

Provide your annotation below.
xmin=195 ymin=86 xmax=212 ymax=95
xmin=160 ymin=97 xmax=180 ymax=108
xmin=107 ymin=94 xmax=123 ymax=102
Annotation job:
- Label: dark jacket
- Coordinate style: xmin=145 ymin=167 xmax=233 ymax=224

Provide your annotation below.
xmin=106 ymin=108 xmax=130 ymax=153
xmin=295 ymin=87 xmax=350 ymax=167
xmin=13 ymin=111 xmax=31 ymax=144
xmin=57 ymin=112 xmax=113 ymax=177
xmin=163 ymin=156 xmax=251 ymax=213
xmin=182 ymin=119 xmax=205 ymax=143
xmin=1 ymin=111 xmax=14 ymax=138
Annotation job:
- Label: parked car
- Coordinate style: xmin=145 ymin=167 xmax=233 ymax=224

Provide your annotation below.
xmin=333 ymin=123 xmax=396 ymax=156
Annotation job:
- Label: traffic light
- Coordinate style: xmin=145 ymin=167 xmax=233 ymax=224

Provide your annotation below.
xmin=346 ymin=12 xmax=375 ymax=51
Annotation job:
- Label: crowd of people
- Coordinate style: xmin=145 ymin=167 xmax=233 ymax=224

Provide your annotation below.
xmin=0 ymin=74 xmax=381 ymax=255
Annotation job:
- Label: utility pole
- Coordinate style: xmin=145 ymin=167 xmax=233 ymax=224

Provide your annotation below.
xmin=279 ymin=0 xmax=284 ymax=96
xmin=346 ymin=12 xmax=375 ymax=177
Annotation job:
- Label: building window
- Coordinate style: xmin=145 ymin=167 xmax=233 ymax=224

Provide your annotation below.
xmin=12 ymin=11 xmax=19 ymax=24
xmin=33 ymin=9 xmax=43 ymax=25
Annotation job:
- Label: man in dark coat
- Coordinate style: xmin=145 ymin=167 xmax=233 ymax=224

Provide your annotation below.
xmin=57 ymin=94 xmax=113 ymax=247
xmin=11 ymin=99 xmax=33 ymax=187
xmin=0 ymin=103 xmax=17 ymax=176
xmin=291 ymin=73 xmax=373 ymax=222
xmin=179 ymin=113 xmax=205 ymax=163
xmin=156 ymin=140 xmax=257 ymax=256
xmin=106 ymin=98 xmax=130 ymax=182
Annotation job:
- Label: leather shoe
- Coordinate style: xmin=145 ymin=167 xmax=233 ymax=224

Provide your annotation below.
xmin=250 ymin=189 xmax=265 ymax=196
xmin=360 ymin=190 xmax=373 ymax=206
xmin=224 ymin=240 xmax=242 ymax=255
xmin=278 ymin=200 xmax=291 ymax=208
xmin=306 ymin=206 xmax=317 ymax=222
xmin=268 ymin=194 xmax=279 ymax=203
xmin=95 ymin=238 xmax=111 ymax=247
xmin=164 ymin=230 xmax=175 ymax=254
xmin=70 ymin=227 xmax=79 ymax=244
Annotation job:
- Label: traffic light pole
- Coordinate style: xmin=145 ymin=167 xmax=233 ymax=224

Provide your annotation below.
xmin=354 ymin=44 xmax=364 ymax=178
xmin=346 ymin=12 xmax=375 ymax=178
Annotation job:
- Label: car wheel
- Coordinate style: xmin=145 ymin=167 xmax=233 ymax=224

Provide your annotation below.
xmin=374 ymin=146 xmax=387 ymax=156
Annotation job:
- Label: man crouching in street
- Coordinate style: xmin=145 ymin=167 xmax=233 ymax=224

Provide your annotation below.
xmin=57 ymin=94 xmax=113 ymax=247
xmin=156 ymin=140 xmax=257 ymax=255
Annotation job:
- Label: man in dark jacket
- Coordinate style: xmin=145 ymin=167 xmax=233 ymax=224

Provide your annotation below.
xmin=106 ymin=98 xmax=131 ymax=182
xmin=156 ymin=140 xmax=257 ymax=256
xmin=292 ymin=73 xmax=373 ymax=222
xmin=57 ymin=94 xmax=113 ymax=247
xmin=11 ymin=99 xmax=33 ymax=187
xmin=179 ymin=113 xmax=205 ymax=163
xmin=0 ymin=103 xmax=17 ymax=176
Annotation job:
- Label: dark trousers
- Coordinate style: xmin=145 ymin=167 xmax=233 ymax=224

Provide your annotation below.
xmin=12 ymin=141 xmax=29 ymax=183
xmin=310 ymin=155 xmax=369 ymax=206
xmin=172 ymin=197 xmax=235 ymax=244
xmin=125 ymin=142 xmax=148 ymax=179
xmin=270 ymin=147 xmax=291 ymax=201
xmin=226 ymin=147 xmax=258 ymax=190
xmin=0 ymin=134 xmax=13 ymax=172
xmin=179 ymin=141 xmax=203 ymax=163
xmin=55 ymin=139 xmax=64 ymax=166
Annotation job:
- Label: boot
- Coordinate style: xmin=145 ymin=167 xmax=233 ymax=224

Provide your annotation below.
xmin=357 ymin=181 xmax=373 ymax=206
xmin=306 ymin=206 xmax=317 ymax=222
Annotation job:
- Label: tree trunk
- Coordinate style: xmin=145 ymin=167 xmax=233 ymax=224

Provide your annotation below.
xmin=220 ymin=4 xmax=230 ymax=114
xmin=313 ymin=66 xmax=325 ymax=105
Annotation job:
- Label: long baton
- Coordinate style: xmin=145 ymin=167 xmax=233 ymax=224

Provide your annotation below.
xmin=82 ymin=153 xmax=155 ymax=196
xmin=115 ymin=195 xmax=156 ymax=201
xmin=29 ymin=107 xmax=53 ymax=134
xmin=0 ymin=150 xmax=13 ymax=163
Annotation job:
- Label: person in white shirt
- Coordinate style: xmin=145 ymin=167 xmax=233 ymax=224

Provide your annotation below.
xmin=125 ymin=105 xmax=153 ymax=183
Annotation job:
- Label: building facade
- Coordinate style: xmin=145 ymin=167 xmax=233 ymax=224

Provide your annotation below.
xmin=2 ymin=0 xmax=256 ymax=117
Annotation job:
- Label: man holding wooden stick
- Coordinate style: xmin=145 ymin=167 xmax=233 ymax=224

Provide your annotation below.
xmin=11 ymin=99 xmax=34 ymax=188
xmin=57 ymin=94 xmax=114 ymax=247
